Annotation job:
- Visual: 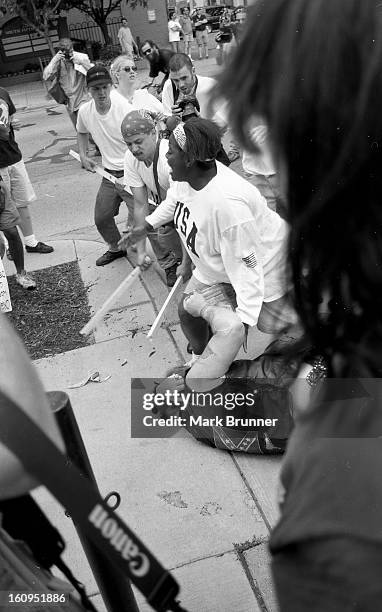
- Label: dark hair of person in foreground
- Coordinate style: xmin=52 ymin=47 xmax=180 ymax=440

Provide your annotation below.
xmin=216 ymin=0 xmax=382 ymax=376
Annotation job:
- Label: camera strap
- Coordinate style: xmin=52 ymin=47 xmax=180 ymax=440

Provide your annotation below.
xmin=0 ymin=390 xmax=184 ymax=612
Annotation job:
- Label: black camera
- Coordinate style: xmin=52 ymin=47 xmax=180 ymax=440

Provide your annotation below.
xmin=177 ymin=96 xmax=200 ymax=120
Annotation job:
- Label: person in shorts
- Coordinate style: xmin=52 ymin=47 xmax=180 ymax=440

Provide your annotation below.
xmin=0 ymin=179 xmax=36 ymax=289
xmin=192 ymin=8 xmax=209 ymax=59
xmin=0 ymin=87 xmax=53 ymax=258
xmin=180 ymin=8 xmax=194 ymax=58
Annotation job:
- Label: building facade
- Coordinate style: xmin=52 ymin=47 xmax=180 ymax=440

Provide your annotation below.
xmin=0 ymin=0 xmax=168 ymax=77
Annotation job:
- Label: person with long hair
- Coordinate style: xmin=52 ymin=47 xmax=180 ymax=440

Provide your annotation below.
xmin=217 ymin=0 xmax=382 ymax=609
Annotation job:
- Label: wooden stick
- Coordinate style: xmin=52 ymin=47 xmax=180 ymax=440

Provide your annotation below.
xmin=80 ymin=267 xmax=141 ymax=336
xmin=147 ymin=276 xmax=183 ymax=338
xmin=69 ymin=149 xmax=133 ymax=195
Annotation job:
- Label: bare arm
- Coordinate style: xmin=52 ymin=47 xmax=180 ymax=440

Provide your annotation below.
xmin=131 ymin=185 xmax=151 ymax=266
xmin=177 ymin=241 xmax=193 ymax=282
xmin=0 ymin=315 xmax=65 ymax=499
xmin=77 ymin=131 xmax=96 ymax=172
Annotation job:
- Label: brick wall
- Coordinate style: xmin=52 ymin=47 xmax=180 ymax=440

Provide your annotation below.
xmin=120 ymin=0 xmax=169 ymax=49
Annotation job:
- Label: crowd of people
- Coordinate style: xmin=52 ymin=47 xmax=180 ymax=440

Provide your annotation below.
xmin=1 ymin=0 xmax=382 ymax=609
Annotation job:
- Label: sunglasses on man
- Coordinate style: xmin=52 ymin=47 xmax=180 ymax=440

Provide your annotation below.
xmin=142 ymin=48 xmax=152 ymax=55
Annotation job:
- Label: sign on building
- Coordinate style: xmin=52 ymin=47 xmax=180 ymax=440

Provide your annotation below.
xmin=0 ymin=17 xmax=58 ymax=61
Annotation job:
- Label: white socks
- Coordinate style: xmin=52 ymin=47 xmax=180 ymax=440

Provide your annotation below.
xmin=23 ymin=234 xmax=38 ymax=248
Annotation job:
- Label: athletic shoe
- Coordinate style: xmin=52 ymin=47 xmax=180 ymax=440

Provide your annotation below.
xmin=165 ymin=263 xmax=178 ymax=287
xmin=15 ymin=271 xmax=36 ymax=290
xmin=25 ymin=241 xmax=54 ymax=254
xmin=96 ymin=249 xmax=126 ymax=266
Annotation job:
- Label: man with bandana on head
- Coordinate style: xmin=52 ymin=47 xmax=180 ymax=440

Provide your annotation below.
xmin=116 ymin=110 xmax=183 ymax=287
xmin=120 ymin=117 xmax=298 ymax=376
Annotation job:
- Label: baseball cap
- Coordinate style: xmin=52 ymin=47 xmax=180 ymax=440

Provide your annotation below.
xmin=86 ymin=65 xmax=112 ymax=87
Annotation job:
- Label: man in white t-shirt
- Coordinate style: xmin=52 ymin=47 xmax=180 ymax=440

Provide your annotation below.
xmin=118 ymin=110 xmax=182 ymax=286
xmin=161 ymin=53 xmax=239 ymax=162
xmin=77 ymin=65 xmax=134 ymax=266
xmin=121 ymin=118 xmax=297 ymax=372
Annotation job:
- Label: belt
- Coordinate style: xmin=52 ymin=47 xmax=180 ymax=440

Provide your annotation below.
xmin=104 ymin=168 xmax=124 ymax=177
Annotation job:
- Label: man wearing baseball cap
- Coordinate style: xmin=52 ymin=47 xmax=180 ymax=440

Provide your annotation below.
xmin=116 ymin=109 xmax=182 ymax=286
xmin=76 ymin=65 xmax=134 ymax=266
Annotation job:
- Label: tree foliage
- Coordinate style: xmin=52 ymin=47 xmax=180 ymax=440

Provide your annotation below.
xmin=66 ymin=0 xmax=147 ymax=44
xmin=0 ymin=0 xmax=148 ymax=50
xmin=0 ymin=0 xmax=69 ymax=53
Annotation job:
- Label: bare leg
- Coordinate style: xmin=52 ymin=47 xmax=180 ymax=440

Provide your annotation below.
xmin=17 ymin=205 xmax=33 ymax=240
xmin=3 ymin=227 xmax=25 ymax=274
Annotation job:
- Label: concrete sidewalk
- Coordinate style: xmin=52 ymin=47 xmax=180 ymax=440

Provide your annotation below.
xmin=4 ymin=232 xmax=281 ymax=612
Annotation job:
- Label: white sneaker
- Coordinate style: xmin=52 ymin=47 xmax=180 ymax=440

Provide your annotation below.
xmin=16 ymin=271 xmax=36 ymax=290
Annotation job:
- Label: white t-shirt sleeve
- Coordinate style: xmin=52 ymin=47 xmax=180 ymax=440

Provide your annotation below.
xmin=124 ymin=151 xmax=145 ymax=188
xmin=146 ymin=92 xmax=164 ymax=114
xmin=161 ymin=79 xmax=174 ymax=116
xmin=76 ymin=106 xmax=89 ymax=133
xmin=145 ymin=186 xmax=178 ymax=228
xmin=220 ymin=221 xmax=265 ymax=327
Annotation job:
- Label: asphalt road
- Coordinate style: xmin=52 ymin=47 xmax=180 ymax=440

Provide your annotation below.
xmin=16 ymin=105 xmax=116 ymax=239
